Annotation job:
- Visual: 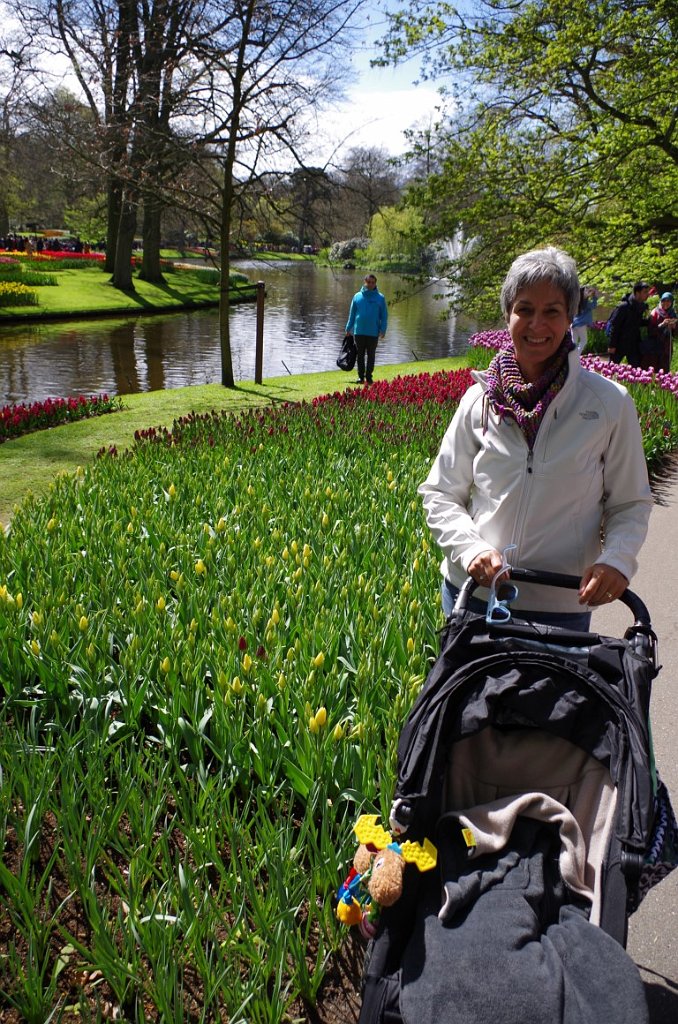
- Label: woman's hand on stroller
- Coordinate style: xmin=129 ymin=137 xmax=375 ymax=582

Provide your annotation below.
xmin=578 ymin=564 xmax=627 ymax=606
xmin=468 ymin=548 xmax=506 ymax=587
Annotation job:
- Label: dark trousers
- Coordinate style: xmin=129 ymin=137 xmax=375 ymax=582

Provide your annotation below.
xmin=355 ymin=334 xmax=378 ymax=382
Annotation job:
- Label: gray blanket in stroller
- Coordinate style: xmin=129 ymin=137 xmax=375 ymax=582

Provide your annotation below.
xmin=400 ymin=816 xmax=648 ymax=1024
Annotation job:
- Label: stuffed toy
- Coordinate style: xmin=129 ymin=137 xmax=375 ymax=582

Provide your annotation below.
xmin=336 ymin=814 xmax=437 ymax=937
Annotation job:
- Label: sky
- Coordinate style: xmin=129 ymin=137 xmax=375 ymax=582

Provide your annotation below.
xmin=318 ymin=8 xmax=448 ymax=162
xmin=0 ymin=0 xmax=447 ymax=166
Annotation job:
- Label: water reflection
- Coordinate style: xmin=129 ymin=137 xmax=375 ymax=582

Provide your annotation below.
xmin=0 ymin=264 xmax=485 ymax=405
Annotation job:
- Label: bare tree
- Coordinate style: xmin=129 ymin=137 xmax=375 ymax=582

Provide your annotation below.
xmin=180 ymin=0 xmax=364 ymax=386
xmin=0 ymin=22 xmax=33 ymax=235
xmin=7 ymin=0 xmax=365 ymax=382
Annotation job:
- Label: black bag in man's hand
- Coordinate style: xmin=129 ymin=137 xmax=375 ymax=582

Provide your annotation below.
xmin=337 ymin=333 xmax=357 ymax=371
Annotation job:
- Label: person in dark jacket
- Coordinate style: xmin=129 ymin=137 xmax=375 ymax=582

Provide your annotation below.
xmin=345 ymin=273 xmax=388 ymax=384
xmin=644 ymin=292 xmax=677 ymax=372
xmin=608 ymin=282 xmax=652 ymax=366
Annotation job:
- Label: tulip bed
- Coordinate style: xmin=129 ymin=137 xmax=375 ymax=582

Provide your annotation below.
xmin=0 ymin=370 xmax=471 ymax=1022
xmin=0 ymin=363 xmax=676 ymax=1022
xmin=0 ymin=281 xmax=39 ymax=308
xmin=0 ymin=394 xmax=123 ymax=444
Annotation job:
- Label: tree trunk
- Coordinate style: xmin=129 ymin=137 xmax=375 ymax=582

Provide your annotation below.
xmin=0 ymin=196 xmax=9 ymax=236
xmin=112 ymin=194 xmax=137 ymax=291
xmin=139 ymin=198 xmax=165 ymax=283
xmin=105 ymin=175 xmax=124 ymax=275
xmin=219 ymin=176 xmax=235 ymax=387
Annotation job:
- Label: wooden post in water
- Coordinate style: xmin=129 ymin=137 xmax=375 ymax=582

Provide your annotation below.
xmin=255 ymin=281 xmax=265 ymax=384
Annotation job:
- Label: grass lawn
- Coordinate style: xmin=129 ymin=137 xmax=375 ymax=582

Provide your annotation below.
xmin=0 ymin=264 xmax=255 ymax=320
xmin=0 ymin=358 xmax=465 ymax=524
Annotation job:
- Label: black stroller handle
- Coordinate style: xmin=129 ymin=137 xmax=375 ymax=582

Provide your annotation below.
xmin=457 ymin=567 xmax=652 ymax=628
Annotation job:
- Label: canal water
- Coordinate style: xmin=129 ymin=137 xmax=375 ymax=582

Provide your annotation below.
xmin=0 ymin=262 xmax=488 ymax=406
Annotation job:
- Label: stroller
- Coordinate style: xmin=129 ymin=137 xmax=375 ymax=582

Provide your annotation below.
xmin=353 ymin=569 xmax=678 ymax=1024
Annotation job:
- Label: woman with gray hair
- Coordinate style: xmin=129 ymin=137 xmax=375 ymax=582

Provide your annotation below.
xmin=419 ymin=246 xmax=652 ymax=629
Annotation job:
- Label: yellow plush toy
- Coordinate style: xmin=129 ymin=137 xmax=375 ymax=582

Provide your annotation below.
xmin=335 ymin=815 xmax=437 ymax=937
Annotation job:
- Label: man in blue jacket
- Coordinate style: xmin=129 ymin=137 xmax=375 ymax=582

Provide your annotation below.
xmin=345 ymin=273 xmax=388 ymax=384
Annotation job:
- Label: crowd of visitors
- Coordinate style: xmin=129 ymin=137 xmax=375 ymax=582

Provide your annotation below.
xmin=606 ymin=281 xmax=676 ymax=371
xmin=0 ymin=233 xmax=90 ymax=254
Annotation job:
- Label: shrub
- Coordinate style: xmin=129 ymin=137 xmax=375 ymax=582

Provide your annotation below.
xmin=328 ymin=238 xmax=370 ymax=262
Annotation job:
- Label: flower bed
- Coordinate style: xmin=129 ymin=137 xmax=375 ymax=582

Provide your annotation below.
xmin=0 ymin=393 xmax=123 ymax=443
xmin=0 ymin=281 xmax=38 ymax=307
xmin=0 ymin=371 xmax=469 ymax=1020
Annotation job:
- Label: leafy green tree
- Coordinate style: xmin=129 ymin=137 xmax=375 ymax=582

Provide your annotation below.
xmin=64 ymin=194 xmax=108 ymax=243
xmin=385 ymin=0 xmax=678 ymax=309
xmin=366 ymin=204 xmax=424 ymax=266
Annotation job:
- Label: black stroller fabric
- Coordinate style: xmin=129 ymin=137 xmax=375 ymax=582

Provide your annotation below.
xmin=390 ymin=611 xmax=659 ymax=914
xmin=397 ymin=818 xmax=649 ymax=1024
xmin=355 ymin=606 xmax=675 ymax=1024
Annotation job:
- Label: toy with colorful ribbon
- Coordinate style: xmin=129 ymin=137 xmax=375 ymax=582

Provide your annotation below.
xmin=335 ymin=814 xmax=437 ymax=936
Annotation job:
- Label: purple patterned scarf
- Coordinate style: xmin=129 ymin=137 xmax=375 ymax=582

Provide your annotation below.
xmin=484 ymin=336 xmax=574 ymax=450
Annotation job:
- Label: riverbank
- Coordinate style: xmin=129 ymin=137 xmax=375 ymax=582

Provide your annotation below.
xmin=0 ymin=263 xmax=256 ymax=322
xmin=0 ymin=358 xmax=463 ymax=524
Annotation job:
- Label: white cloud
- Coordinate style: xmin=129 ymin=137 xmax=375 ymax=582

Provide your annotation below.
xmin=321 ymin=84 xmax=446 ymax=159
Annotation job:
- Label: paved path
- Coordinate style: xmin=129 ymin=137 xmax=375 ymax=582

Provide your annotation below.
xmin=592 ymin=464 xmax=678 ymax=1022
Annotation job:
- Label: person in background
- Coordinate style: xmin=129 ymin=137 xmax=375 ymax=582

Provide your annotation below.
xmin=570 ymin=285 xmax=599 ymax=353
xmin=419 ymin=246 xmax=652 ymax=631
xmin=345 ymin=273 xmax=388 ymax=384
xmin=608 ymin=282 xmax=652 ymax=366
xmin=645 ymin=292 xmax=677 ymax=372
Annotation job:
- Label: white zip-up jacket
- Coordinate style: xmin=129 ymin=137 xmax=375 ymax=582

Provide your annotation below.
xmin=419 ymin=350 xmax=652 ymax=613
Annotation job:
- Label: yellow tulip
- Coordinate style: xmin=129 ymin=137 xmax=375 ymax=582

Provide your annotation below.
xmin=79 ymin=615 xmax=89 ymax=631
xmin=156 ymin=596 xmax=166 ymax=611
xmin=407 ymin=637 xmax=415 ymax=654
xmin=30 ymin=639 xmax=41 ymax=656
xmin=332 ymin=724 xmax=345 ymax=741
xmin=315 ymin=706 xmax=327 ymax=728
xmin=168 ymin=483 xmax=177 ymax=499
xmin=309 ymin=716 xmax=319 ymax=734
xmin=160 ymin=657 xmax=171 ymax=674
xmin=312 ymin=651 xmax=325 ymax=669
xmin=242 ymin=653 xmax=252 ymax=673
xmin=195 ymin=559 xmax=206 ymax=575
xmin=232 ymin=677 xmax=243 ymax=695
